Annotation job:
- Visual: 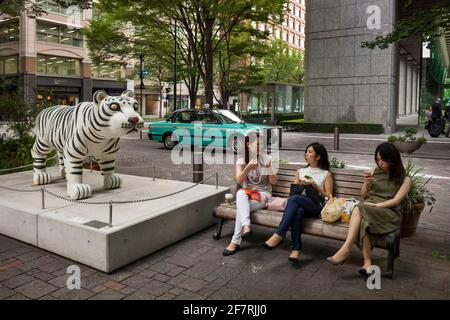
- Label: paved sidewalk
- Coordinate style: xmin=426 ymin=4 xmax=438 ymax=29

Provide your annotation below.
xmin=0 ymin=135 xmax=449 ymax=300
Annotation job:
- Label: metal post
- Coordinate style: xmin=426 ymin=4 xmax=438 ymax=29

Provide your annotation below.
xmin=173 ymin=19 xmax=177 ymax=111
xmin=267 ymin=128 xmax=272 ymax=153
xmin=278 ymin=127 xmax=283 ymax=149
xmin=41 ymin=188 xmax=45 ymax=209
xmin=90 ymin=158 xmax=93 ymax=172
xmin=139 ymin=54 xmax=145 ymax=139
xmin=215 ymin=171 xmax=218 ymax=189
xmin=192 ymin=148 xmax=203 ymax=183
xmin=153 ymin=165 xmax=156 ymax=181
xmin=109 ymin=201 xmax=113 ymax=227
xmin=334 ymin=127 xmax=340 ymax=150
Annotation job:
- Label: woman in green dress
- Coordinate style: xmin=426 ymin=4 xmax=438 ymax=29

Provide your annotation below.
xmin=326 ymin=142 xmax=411 ymax=275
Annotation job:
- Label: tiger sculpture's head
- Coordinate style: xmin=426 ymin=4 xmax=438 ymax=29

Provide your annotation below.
xmin=93 ymin=90 xmax=144 ymax=138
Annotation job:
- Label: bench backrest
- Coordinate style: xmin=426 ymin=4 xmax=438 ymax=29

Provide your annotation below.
xmin=272 ymin=163 xmax=365 ymax=200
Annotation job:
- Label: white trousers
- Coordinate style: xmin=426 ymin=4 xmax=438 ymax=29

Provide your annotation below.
xmin=231 ymin=189 xmax=271 ymax=245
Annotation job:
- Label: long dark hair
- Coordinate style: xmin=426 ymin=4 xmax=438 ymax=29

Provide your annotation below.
xmin=305 ymin=143 xmax=330 ymax=171
xmin=244 ymin=132 xmax=261 ymax=165
xmin=375 ymin=142 xmax=405 ymax=186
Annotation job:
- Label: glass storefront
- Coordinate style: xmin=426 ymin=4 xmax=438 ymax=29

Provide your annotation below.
xmin=243 ymin=83 xmax=304 ymax=115
xmin=36 ymin=22 xmax=83 ymax=48
xmin=37 ymin=54 xmax=81 ymax=76
xmin=0 ymin=20 xmax=19 ymax=44
xmin=0 ymin=55 xmax=18 ymax=75
xmin=36 ymin=86 xmax=80 ymax=106
xmin=91 ymin=62 xmax=124 ymax=80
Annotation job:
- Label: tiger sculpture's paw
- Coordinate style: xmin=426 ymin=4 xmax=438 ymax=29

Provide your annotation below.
xmin=33 ymin=172 xmax=51 ymax=185
xmin=68 ymin=183 xmax=92 ymax=200
xmin=104 ymin=174 xmax=122 ymax=190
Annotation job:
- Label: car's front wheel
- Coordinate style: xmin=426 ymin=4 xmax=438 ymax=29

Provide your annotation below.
xmin=163 ymin=132 xmax=178 ymax=150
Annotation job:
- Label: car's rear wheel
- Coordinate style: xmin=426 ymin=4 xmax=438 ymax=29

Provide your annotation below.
xmin=163 ymin=132 xmax=178 ymax=150
xmin=228 ymin=135 xmax=245 ymax=154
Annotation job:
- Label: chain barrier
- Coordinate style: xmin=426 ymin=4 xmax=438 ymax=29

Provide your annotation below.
xmin=115 ymin=162 xmax=214 ymax=174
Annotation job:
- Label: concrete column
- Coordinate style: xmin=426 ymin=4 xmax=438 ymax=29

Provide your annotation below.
xmin=304 ymin=0 xmax=399 ymax=133
xmin=405 ymin=60 xmax=413 ymax=115
xmin=397 ymin=55 xmax=407 ymax=116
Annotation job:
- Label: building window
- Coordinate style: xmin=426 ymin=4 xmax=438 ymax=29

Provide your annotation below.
xmin=0 ymin=21 xmax=19 ymax=44
xmin=91 ymin=62 xmax=123 ymax=80
xmin=36 ymin=0 xmax=80 ymax=16
xmin=0 ymin=55 xmax=18 ymax=75
xmin=36 ymin=22 xmax=84 ymax=48
xmin=37 ymin=54 xmax=81 ymax=76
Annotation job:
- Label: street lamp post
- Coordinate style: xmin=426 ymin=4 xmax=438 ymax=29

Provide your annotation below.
xmin=139 ymin=54 xmax=145 ymax=139
xmin=173 ymin=19 xmax=177 ymax=111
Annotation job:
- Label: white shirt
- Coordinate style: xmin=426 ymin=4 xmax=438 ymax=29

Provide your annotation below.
xmin=298 ymin=166 xmax=329 ymax=190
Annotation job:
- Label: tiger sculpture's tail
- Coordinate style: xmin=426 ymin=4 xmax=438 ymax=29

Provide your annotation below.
xmin=31 ymin=90 xmax=144 ymax=200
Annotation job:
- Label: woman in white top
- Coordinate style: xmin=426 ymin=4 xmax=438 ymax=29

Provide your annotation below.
xmin=263 ymin=143 xmax=333 ymax=262
xmin=223 ymin=133 xmax=278 ymax=256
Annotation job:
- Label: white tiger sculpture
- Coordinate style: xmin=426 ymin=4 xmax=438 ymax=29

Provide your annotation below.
xmin=31 ymin=90 xmax=144 ymax=200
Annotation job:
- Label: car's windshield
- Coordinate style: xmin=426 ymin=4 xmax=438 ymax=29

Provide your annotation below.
xmin=213 ymin=110 xmax=242 ymax=124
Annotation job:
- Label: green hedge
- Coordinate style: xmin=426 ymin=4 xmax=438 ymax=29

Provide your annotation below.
xmin=280 ymin=120 xmax=384 ymax=134
xmin=242 ymin=112 xmax=304 ymax=124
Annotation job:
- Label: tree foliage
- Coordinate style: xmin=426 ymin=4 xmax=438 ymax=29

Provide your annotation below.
xmin=362 ymin=0 xmax=450 ymax=49
xmin=259 ymin=39 xmax=304 ymax=84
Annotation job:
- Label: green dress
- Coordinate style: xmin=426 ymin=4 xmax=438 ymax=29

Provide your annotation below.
xmin=356 ymin=167 xmax=403 ymax=248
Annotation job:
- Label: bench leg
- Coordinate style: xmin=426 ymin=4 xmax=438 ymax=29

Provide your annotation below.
xmin=385 ymin=233 xmax=400 ymax=279
xmin=213 ymin=219 xmax=224 ymax=240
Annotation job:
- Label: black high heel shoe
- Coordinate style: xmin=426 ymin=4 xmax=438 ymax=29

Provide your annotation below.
xmin=262 ymin=239 xmax=283 ymax=250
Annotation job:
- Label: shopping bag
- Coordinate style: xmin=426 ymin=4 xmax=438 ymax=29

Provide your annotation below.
xmin=321 ymin=197 xmax=347 ymax=223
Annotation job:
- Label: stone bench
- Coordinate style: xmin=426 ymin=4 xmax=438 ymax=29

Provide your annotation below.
xmin=213 ymin=163 xmax=400 ymax=279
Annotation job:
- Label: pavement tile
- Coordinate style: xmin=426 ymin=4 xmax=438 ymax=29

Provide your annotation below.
xmin=0 ymin=260 xmax=23 ymax=272
xmin=103 ymin=280 xmax=126 ymax=291
xmin=141 ymin=280 xmax=173 ymax=297
xmin=123 ymin=290 xmax=156 ymax=300
xmin=178 ymin=276 xmax=208 ymax=292
xmin=89 ymin=289 xmax=125 ymax=300
xmin=6 ymin=294 xmax=30 ymax=300
xmin=0 ymin=268 xmax=24 ymax=282
xmin=165 ymin=266 xmax=186 ymax=277
xmin=182 ymin=261 xmax=217 ymax=279
xmin=164 ymin=255 xmax=197 ymax=268
xmin=173 ymin=290 xmax=206 ymax=300
xmin=17 ymin=256 xmax=57 ymax=272
xmin=39 ymin=260 xmax=70 ymax=273
xmin=0 ymin=284 xmax=15 ymax=299
xmin=16 ymin=251 xmax=45 ymax=262
xmin=149 ymin=261 xmax=178 ymax=274
xmin=168 ymin=287 xmax=185 ymax=296
xmin=153 ymin=274 xmax=170 ymax=283
xmin=32 ymin=271 xmax=56 ymax=282
xmin=82 ymin=273 xmax=110 ymax=290
xmin=103 ymin=270 xmax=134 ymax=282
xmin=138 ymin=269 xmax=157 ymax=279
xmin=156 ymin=292 xmax=175 ymax=300
xmin=2 ymin=273 xmax=35 ymax=289
xmin=121 ymin=274 xmax=153 ymax=289
xmin=15 ymin=280 xmax=58 ymax=299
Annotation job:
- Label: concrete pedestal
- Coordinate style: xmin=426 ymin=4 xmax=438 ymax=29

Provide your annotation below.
xmin=0 ymin=168 xmax=228 ymax=272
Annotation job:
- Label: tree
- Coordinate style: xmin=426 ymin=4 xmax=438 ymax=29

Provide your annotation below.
xmin=0 ymin=0 xmax=91 ymax=17
xmin=260 ymin=39 xmax=304 ymax=84
xmin=215 ymin=23 xmax=269 ymax=109
xmin=83 ymin=1 xmax=201 ymax=109
xmin=84 ymin=0 xmax=288 ymax=108
xmin=361 ymin=0 xmax=450 ymax=49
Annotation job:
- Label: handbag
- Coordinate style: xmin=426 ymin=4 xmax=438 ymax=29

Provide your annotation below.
xmin=289 ymin=183 xmax=325 ymax=206
xmin=267 ymin=197 xmax=287 ymax=212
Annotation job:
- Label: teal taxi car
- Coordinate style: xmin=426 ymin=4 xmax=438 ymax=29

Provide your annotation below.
xmin=148 ymin=108 xmax=275 ymax=153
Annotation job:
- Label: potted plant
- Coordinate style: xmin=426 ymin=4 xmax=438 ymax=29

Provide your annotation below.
xmin=400 ymin=160 xmax=436 ymax=237
xmin=388 ymin=128 xmax=427 ymax=154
